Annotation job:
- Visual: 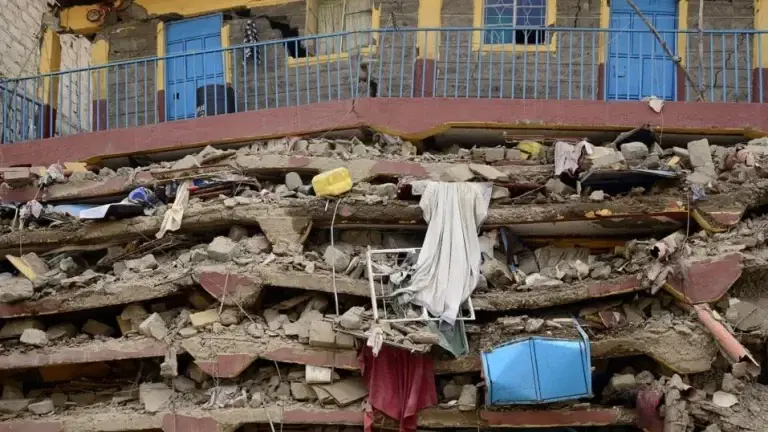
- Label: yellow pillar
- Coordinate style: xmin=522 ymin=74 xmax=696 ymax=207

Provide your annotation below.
xmin=156 ymin=21 xmax=167 ymax=121
xmin=90 ymin=37 xmax=109 ymax=130
xmin=415 ymin=0 xmax=442 ymax=96
xmin=38 ymin=27 xmax=61 ymax=138
xmin=755 ymin=0 xmax=768 ymax=102
xmin=222 ymin=23 xmax=233 ymax=85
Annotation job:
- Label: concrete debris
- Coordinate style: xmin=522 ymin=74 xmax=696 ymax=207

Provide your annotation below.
xmin=207 ymin=236 xmax=237 ymax=262
xmin=19 ymin=328 xmax=48 ymax=347
xmin=27 ymin=398 xmax=54 ymax=415
xmin=45 ymin=323 xmax=78 ymax=341
xmin=0 ymin=277 xmax=34 ymax=303
xmin=457 ymin=384 xmax=477 ymax=412
xmin=139 ymin=383 xmax=173 ymax=413
xmin=8 ymin=134 xmax=768 ymax=427
xmin=138 ymin=313 xmax=168 ymax=340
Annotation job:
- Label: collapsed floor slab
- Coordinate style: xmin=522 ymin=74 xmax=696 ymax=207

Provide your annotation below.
xmin=0 ymin=185 xmax=755 ymax=255
xmin=0 ymin=405 xmax=636 ymax=432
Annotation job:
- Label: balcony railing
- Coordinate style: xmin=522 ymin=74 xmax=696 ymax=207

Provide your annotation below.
xmin=0 ymin=27 xmax=765 ymax=143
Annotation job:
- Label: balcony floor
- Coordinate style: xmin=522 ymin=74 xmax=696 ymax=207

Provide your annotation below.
xmin=1 ymin=97 xmax=766 ymax=167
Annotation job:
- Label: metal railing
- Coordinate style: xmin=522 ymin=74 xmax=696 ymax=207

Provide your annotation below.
xmin=0 ymin=27 xmax=765 ymax=143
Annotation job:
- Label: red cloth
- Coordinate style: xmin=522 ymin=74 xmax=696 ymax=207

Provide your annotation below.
xmin=636 ymin=388 xmax=664 ymax=432
xmin=358 ymin=345 xmax=438 ymax=432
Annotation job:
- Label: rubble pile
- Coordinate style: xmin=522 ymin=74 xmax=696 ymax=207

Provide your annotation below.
xmin=1 ymin=131 xmax=768 ymax=431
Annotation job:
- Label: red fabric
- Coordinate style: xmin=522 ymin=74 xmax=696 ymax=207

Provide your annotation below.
xmin=636 ymin=388 xmax=664 ymax=432
xmin=358 ymin=345 xmax=438 ymax=432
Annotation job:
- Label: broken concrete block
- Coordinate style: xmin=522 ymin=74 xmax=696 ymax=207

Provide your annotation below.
xmin=19 ymin=328 xmax=48 ymax=347
xmin=335 ymin=332 xmax=356 ymax=349
xmin=250 ymin=392 xmax=264 ymax=407
xmin=443 ymin=382 xmax=462 ymax=401
xmin=524 ymin=318 xmax=545 ymax=333
xmin=219 ymin=308 xmax=240 ymax=326
xmin=285 ymin=172 xmax=303 ymax=191
xmin=586 ymin=147 xmax=625 ymax=169
xmin=408 ymin=331 xmax=440 ymax=345
xmin=171 ymin=154 xmax=199 ymax=170
xmin=27 ymin=398 xmax=54 ymax=415
xmin=481 ymin=257 xmax=514 ymax=288
xmin=0 ymin=277 xmax=34 ymax=303
xmin=506 ymin=148 xmax=523 ymax=160
xmin=0 ymin=319 xmax=44 ymax=339
xmin=172 ymin=376 xmax=196 ymax=393
xmin=207 ymin=237 xmax=237 ymax=262
xmin=457 ymin=385 xmax=477 ymax=411
xmin=0 ymin=399 xmax=30 ymax=414
xmin=308 ymin=142 xmax=330 ymax=156
xmin=187 ymin=362 xmax=207 ymax=383
xmin=374 ymin=183 xmax=398 ymax=199
xmin=190 ymin=249 xmax=208 ymax=263
xmin=309 ymin=320 xmax=336 ymax=348
xmin=139 ymin=383 xmax=173 ymax=413
xmin=228 ymin=225 xmax=248 ymax=242
xmin=306 ymin=365 xmax=334 ymax=384
xmin=338 ymin=306 xmax=364 ymax=330
xmin=469 ymin=164 xmax=508 ymax=181
xmin=589 ymin=190 xmax=605 ymax=202
xmin=45 ymin=323 xmax=77 ymax=341
xmin=243 ymin=235 xmax=271 ymax=254
xmin=263 ymin=309 xmax=287 ymax=331
xmin=82 ymin=319 xmax=115 ymax=337
xmin=190 ymin=309 xmax=221 ymax=328
xmin=117 ymin=304 xmax=149 ymax=334
xmin=610 ymin=374 xmax=637 ymax=392
xmin=290 ymin=382 xmax=316 ymax=401
xmin=484 ymin=147 xmax=505 ymax=162
xmin=125 ymin=254 xmax=158 ymax=272
xmin=491 ymin=185 xmax=510 ymax=200
xmin=138 ymin=313 xmax=168 ymax=340
xmin=319 ymin=378 xmax=368 ymax=406
xmin=620 ymin=142 xmax=649 ymax=161
xmin=688 ymin=138 xmax=713 ymax=168
xmin=2 ymin=380 xmax=23 ymax=400
xmin=444 ymin=164 xmax=474 ymax=182
xmin=323 ymin=245 xmax=351 ymax=272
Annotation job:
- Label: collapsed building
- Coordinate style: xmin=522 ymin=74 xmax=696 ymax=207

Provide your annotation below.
xmin=0 ymin=130 xmax=767 ymax=432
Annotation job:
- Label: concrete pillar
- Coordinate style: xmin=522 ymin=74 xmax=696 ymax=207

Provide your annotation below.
xmin=156 ymin=21 xmax=167 ymax=122
xmin=90 ymin=37 xmax=109 ymax=131
xmin=414 ymin=0 xmax=442 ymax=97
xmin=754 ymin=0 xmax=768 ymax=102
xmin=38 ymin=28 xmax=61 ymax=138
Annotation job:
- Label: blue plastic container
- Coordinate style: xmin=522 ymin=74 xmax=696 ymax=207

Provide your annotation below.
xmin=481 ymin=319 xmax=592 ymax=405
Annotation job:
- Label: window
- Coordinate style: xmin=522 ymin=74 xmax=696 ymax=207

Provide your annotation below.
xmin=316 ymin=0 xmax=374 ymax=56
xmin=483 ymin=0 xmax=548 ymax=45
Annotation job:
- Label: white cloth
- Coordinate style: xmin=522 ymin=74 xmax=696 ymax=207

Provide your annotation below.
xmin=392 ymin=181 xmax=492 ymax=325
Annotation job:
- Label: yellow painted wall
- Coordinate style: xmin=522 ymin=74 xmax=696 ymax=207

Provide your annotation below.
xmin=756 ymin=0 xmax=768 ymax=68
xmin=38 ymin=28 xmax=62 ymax=107
xmin=222 ymin=23 xmax=233 ymax=84
xmin=156 ymin=21 xmax=166 ymax=92
xmin=417 ymin=0 xmax=442 ymax=59
xmin=61 ymin=0 xmax=302 ymax=35
xmin=91 ymin=38 xmax=109 ymax=99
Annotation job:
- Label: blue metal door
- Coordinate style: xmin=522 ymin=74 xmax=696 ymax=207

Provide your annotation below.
xmin=607 ymin=0 xmax=677 ymax=100
xmin=165 ymin=14 xmax=224 ymax=121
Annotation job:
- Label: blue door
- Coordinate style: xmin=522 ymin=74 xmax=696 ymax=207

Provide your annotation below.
xmin=165 ymin=14 xmax=224 ymax=121
xmin=607 ymin=0 xmax=677 ymax=101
